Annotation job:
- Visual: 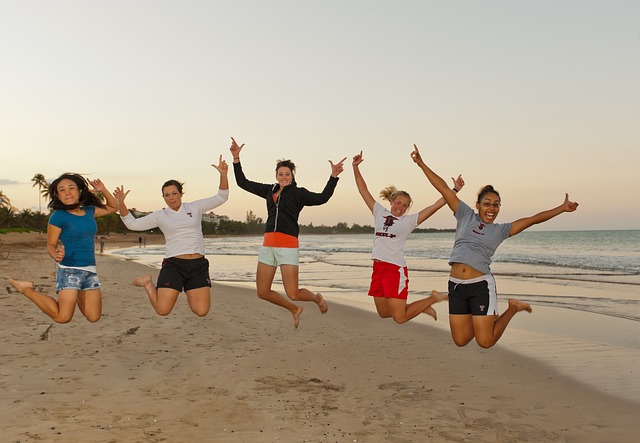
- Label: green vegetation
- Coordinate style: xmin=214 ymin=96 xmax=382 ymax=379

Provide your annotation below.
xmin=0 ymin=204 xmax=378 ymax=236
xmin=1 ymin=176 xmax=452 ymax=236
xmin=0 ymin=227 xmax=34 ymax=234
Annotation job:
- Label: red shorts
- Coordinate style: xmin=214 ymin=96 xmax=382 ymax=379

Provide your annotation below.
xmin=368 ymin=260 xmax=409 ymax=300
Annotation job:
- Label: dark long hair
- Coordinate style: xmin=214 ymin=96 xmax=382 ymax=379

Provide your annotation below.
xmin=48 ymin=173 xmax=106 ymax=211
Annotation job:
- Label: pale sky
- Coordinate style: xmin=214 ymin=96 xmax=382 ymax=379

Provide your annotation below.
xmin=2 ymin=1 xmax=638 ymax=231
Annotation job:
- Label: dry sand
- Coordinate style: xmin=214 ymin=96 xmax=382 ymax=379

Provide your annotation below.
xmin=1 ymin=231 xmax=639 ymax=442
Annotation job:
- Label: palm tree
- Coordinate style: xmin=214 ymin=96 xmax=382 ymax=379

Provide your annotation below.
xmin=0 ymin=190 xmax=10 ymax=209
xmin=0 ymin=191 xmax=13 ymax=228
xmin=32 ymin=173 xmax=48 ymax=232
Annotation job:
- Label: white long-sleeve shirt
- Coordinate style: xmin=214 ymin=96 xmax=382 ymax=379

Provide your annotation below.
xmin=120 ymin=189 xmax=229 ymax=258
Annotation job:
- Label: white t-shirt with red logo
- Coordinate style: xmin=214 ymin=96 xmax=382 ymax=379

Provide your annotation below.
xmin=371 ymin=202 xmax=419 ymax=267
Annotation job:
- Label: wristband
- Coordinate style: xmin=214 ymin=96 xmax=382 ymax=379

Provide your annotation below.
xmin=453 ymin=188 xmax=459 ymax=193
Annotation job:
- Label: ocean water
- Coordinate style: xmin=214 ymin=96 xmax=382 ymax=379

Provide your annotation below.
xmin=108 ymin=230 xmax=640 ymax=403
xmin=110 ymin=230 xmax=640 ymax=322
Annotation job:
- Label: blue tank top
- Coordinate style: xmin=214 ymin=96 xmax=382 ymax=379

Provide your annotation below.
xmin=48 ymin=206 xmax=98 ymax=267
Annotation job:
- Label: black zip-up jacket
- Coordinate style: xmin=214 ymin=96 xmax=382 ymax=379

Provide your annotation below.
xmin=233 ymin=161 xmax=339 ymax=238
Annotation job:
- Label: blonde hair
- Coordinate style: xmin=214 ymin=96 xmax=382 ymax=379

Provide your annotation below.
xmin=379 ymin=186 xmax=412 ymax=208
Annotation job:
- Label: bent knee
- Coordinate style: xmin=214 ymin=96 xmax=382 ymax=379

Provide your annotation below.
xmin=155 ymin=307 xmax=173 ymax=316
xmin=391 ymin=315 xmax=408 ymax=324
xmin=451 ymin=335 xmax=474 ymax=347
xmin=475 ymin=338 xmax=496 ymax=349
xmin=192 ymin=308 xmax=210 ymax=318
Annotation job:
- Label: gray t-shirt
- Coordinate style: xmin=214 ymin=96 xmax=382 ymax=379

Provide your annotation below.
xmin=449 ymin=201 xmax=512 ymax=275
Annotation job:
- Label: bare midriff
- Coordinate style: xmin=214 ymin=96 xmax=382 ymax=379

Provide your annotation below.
xmin=174 ymin=253 xmax=204 ymax=259
xmin=450 ymin=262 xmax=484 ymax=280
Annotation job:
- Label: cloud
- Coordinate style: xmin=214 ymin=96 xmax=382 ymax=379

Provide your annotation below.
xmin=0 ymin=179 xmax=22 ymax=186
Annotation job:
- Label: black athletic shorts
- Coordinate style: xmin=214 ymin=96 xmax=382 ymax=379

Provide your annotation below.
xmin=157 ymin=256 xmax=211 ymax=292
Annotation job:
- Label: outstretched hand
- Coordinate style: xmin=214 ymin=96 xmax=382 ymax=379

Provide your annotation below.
xmin=330 ymin=157 xmax=347 ymax=177
xmin=230 ymin=137 xmax=244 ymax=159
xmin=562 ymin=194 xmax=579 ymax=212
xmin=410 ymin=144 xmax=424 ymax=165
xmin=113 ymin=186 xmax=130 ymax=206
xmin=88 ymin=178 xmax=106 ymax=193
xmin=352 ymin=150 xmax=364 ymax=167
xmin=451 ymin=175 xmax=465 ymax=191
xmin=212 ymin=154 xmax=229 ymax=175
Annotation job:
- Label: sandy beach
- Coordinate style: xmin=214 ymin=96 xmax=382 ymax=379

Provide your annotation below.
xmin=1 ymin=232 xmax=640 ymax=442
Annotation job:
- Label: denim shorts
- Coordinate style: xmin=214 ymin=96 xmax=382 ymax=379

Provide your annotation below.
xmin=56 ymin=267 xmax=101 ymax=293
xmin=257 ymin=246 xmax=299 ymax=267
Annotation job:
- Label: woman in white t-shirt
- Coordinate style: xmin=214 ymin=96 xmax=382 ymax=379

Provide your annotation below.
xmin=114 ymin=155 xmax=229 ymax=317
xmin=352 ymin=151 xmax=464 ymax=324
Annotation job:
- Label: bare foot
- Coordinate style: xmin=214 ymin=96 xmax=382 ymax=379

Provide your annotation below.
xmin=431 ymin=290 xmax=448 ymax=302
xmin=292 ymin=305 xmax=304 ymax=329
xmin=423 ymin=306 xmax=437 ymax=321
xmin=132 ymin=275 xmax=152 ymax=288
xmin=316 ymin=293 xmax=328 ymax=314
xmin=508 ymin=298 xmax=532 ymax=313
xmin=7 ymin=278 xmax=34 ymax=294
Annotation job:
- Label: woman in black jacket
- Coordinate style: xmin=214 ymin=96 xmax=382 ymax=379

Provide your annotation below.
xmin=230 ymin=137 xmax=346 ymax=328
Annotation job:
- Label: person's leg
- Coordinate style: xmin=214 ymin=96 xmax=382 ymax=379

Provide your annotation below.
xmin=183 ymin=257 xmax=212 ymax=317
xmin=373 ymin=297 xmax=391 ymax=318
xmin=449 ymin=314 xmax=475 ymax=346
xmin=8 ymin=279 xmax=78 ymax=323
xmin=76 ymin=289 xmax=102 ymax=322
xmin=185 ymin=287 xmax=211 ymax=317
xmin=472 ymin=299 xmax=532 ymax=348
xmin=132 ymin=275 xmax=180 ymax=316
xmin=387 ymin=291 xmax=447 ymax=324
xmin=256 ymin=262 xmax=303 ymax=328
xmin=280 ymin=264 xmax=327 ymax=312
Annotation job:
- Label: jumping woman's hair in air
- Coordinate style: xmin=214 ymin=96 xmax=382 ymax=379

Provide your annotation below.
xmin=48 ymin=173 xmax=106 ymax=211
xmin=379 ymin=186 xmax=413 ymax=210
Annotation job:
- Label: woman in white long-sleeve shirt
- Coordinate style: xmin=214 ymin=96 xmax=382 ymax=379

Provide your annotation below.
xmin=114 ymin=155 xmax=229 ymax=317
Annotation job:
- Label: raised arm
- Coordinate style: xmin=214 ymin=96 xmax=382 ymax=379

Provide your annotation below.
xmin=113 ymin=185 xmax=130 ymax=217
xmin=411 ymin=144 xmax=460 ymax=214
xmin=89 ymin=179 xmax=118 ymax=217
xmin=352 ymin=151 xmax=375 ymax=212
xmin=114 ymin=187 xmax=161 ymax=231
xmin=230 ymin=137 xmax=244 ymax=164
xmin=230 ymin=138 xmax=272 ymax=197
xmin=329 ymin=157 xmax=347 ymax=178
xmin=509 ymin=193 xmax=579 ymax=237
xmin=417 ymin=175 xmax=464 ymax=224
xmin=211 ymin=154 xmax=229 ymax=191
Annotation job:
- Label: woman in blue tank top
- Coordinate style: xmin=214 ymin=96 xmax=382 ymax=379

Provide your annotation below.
xmin=8 ymin=173 xmax=118 ymax=323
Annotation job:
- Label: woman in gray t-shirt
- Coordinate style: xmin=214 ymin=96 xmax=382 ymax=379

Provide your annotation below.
xmin=411 ymin=144 xmax=579 ymax=349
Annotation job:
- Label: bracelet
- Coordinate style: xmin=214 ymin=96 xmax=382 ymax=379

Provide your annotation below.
xmin=453 ymin=188 xmax=459 ymax=193
xmin=233 ymin=158 xmax=240 ymax=161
